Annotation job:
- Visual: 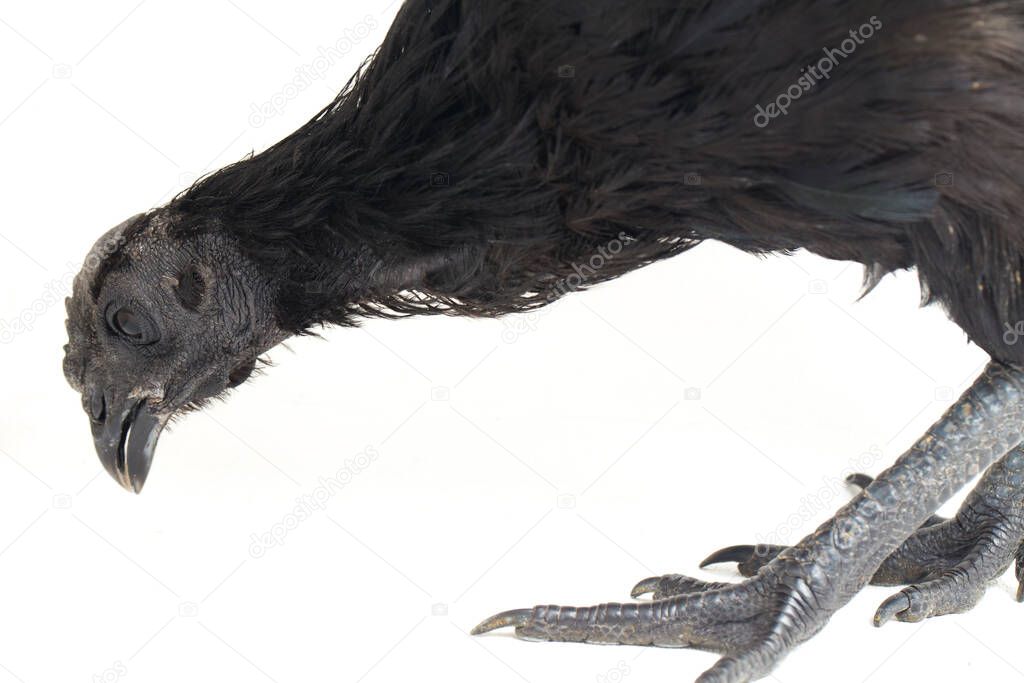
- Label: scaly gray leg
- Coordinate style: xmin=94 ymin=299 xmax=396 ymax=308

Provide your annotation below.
xmin=700 ymin=451 xmax=1024 ymax=621
xmin=872 ymin=447 xmax=1024 ymax=623
xmin=695 ymin=472 xmax=957 ymax=586
xmin=471 ymin=362 xmax=1024 ymax=683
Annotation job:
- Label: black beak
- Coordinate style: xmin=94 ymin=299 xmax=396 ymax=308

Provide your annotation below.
xmin=87 ymin=391 xmax=167 ymax=493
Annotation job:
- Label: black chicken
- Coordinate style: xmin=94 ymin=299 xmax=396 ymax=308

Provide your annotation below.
xmin=62 ymin=1 xmax=1024 ymax=681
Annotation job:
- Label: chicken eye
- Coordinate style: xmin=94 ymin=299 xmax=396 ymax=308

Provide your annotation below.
xmin=114 ymin=309 xmax=141 ymax=337
xmin=106 ymin=306 xmax=156 ymax=344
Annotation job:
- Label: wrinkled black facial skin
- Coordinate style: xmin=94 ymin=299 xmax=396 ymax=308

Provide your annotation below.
xmin=63 ymin=210 xmax=285 ymax=492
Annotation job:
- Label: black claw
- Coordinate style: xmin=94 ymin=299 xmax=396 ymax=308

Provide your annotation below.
xmin=471 ymin=609 xmax=531 ymax=635
xmin=873 ymin=592 xmax=910 ymax=627
xmin=700 ymin=545 xmax=757 ymax=568
xmin=846 ymin=473 xmax=874 ymax=489
xmin=630 ymin=577 xmax=662 ymax=599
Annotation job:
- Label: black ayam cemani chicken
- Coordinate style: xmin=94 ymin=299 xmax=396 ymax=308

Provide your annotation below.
xmin=62 ymin=1 xmax=1024 ymax=680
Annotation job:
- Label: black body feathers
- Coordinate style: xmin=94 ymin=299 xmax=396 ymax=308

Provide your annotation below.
xmin=171 ymin=0 xmax=1024 ymax=364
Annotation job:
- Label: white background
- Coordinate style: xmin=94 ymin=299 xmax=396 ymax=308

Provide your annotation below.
xmin=0 ymin=2 xmax=1019 ymax=682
